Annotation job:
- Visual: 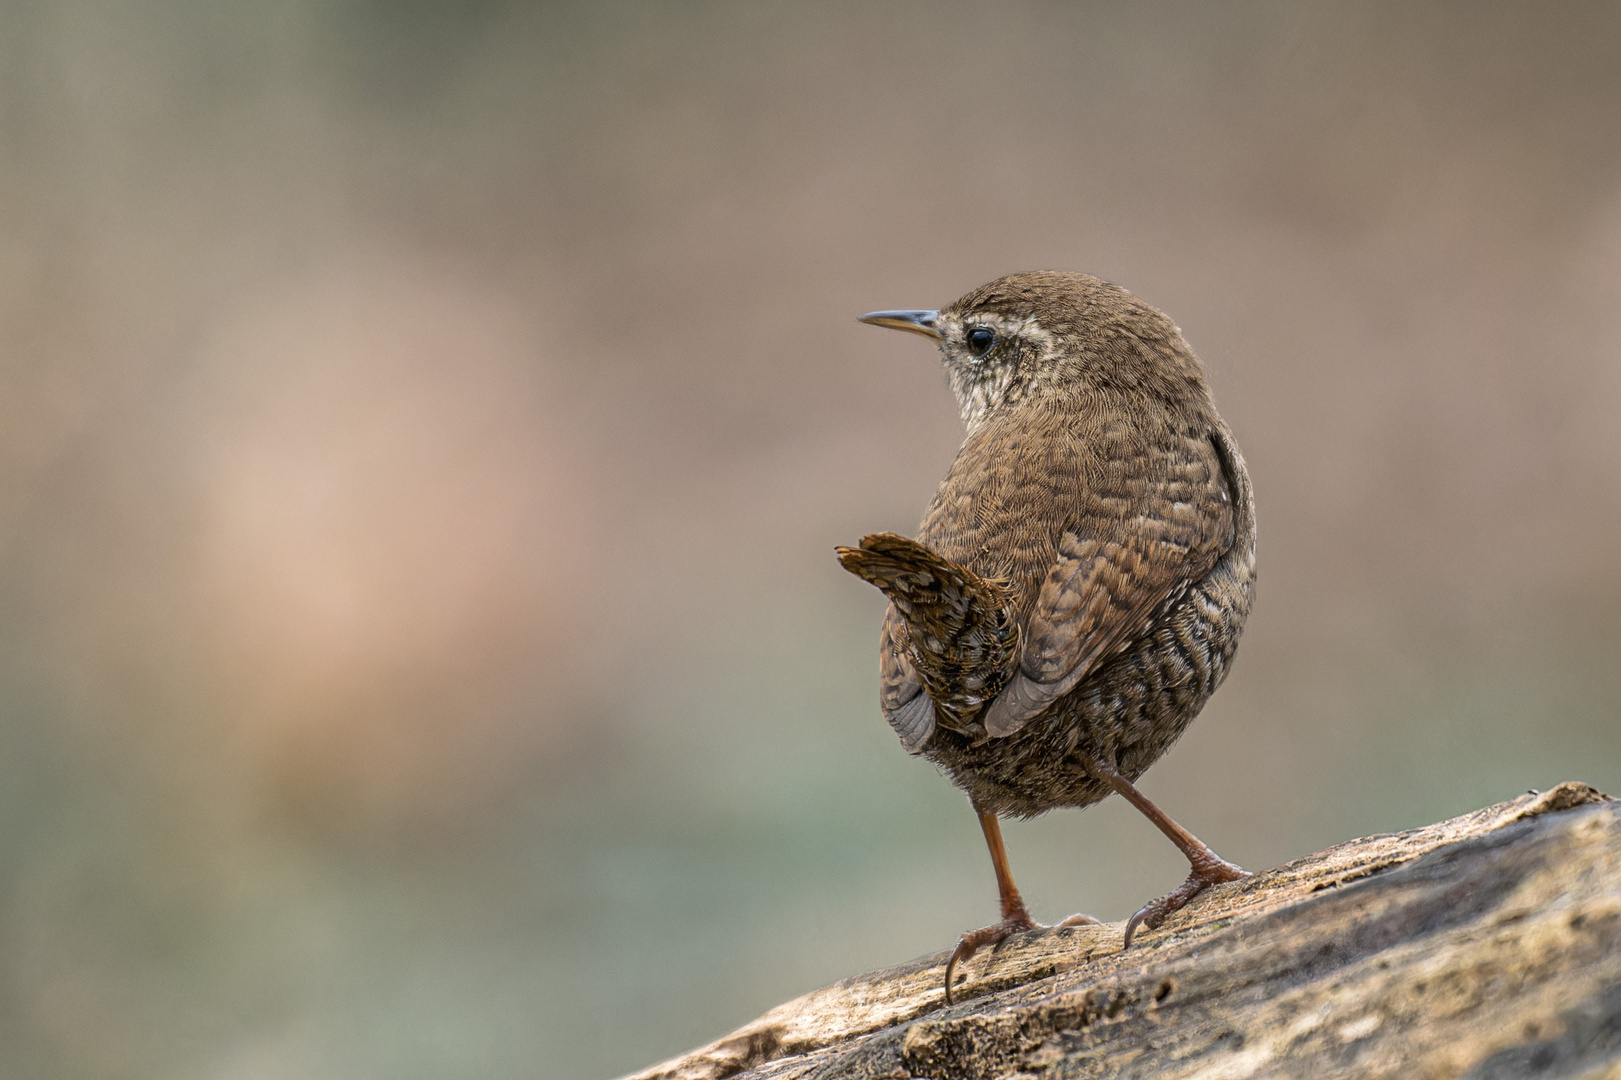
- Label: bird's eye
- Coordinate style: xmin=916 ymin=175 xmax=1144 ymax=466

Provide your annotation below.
xmin=966 ymin=327 xmax=996 ymax=357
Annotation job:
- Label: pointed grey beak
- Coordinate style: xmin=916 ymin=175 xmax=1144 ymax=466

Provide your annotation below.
xmin=858 ymin=309 xmax=943 ymax=341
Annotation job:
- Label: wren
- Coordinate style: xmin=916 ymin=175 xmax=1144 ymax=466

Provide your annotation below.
xmin=838 ymin=271 xmax=1256 ymax=1004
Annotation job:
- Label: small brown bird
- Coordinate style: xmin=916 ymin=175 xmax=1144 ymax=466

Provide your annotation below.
xmin=838 ymin=271 xmax=1256 ymax=1003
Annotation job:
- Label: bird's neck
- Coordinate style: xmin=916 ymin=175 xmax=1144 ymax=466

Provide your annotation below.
xmin=950 ymin=365 xmax=1021 ymax=435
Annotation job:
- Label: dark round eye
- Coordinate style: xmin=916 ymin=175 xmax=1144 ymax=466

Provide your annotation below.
xmin=966 ymin=327 xmax=996 ymax=357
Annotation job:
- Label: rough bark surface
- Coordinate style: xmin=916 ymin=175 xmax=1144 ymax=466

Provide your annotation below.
xmin=623 ymin=782 xmax=1621 ymax=1080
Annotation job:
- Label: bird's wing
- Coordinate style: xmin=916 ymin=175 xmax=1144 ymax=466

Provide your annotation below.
xmin=878 ymin=603 xmax=934 ymax=754
xmin=981 ymin=433 xmax=1236 ymax=737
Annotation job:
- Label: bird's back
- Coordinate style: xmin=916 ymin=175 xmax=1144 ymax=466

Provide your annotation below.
xmin=916 ymin=399 xmax=1234 ymax=613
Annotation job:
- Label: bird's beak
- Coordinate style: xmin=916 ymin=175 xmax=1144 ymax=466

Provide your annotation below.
xmin=858 ymin=309 xmax=943 ymax=341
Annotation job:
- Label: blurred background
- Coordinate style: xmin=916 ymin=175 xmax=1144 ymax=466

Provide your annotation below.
xmin=1 ymin=1 xmax=1619 ymax=1076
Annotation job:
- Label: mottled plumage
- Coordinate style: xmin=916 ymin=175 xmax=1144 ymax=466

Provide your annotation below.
xmin=838 ymin=272 xmax=1256 ymax=1001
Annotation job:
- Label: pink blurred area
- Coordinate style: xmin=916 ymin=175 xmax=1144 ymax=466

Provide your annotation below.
xmin=0 ymin=2 xmax=1618 ymax=1078
xmin=188 ymin=263 xmax=595 ymax=826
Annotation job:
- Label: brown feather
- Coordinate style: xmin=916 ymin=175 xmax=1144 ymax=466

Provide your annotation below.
xmin=840 ymin=272 xmax=1256 ymax=817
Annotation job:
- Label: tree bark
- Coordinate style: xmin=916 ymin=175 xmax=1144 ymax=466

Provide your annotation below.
xmin=623 ymin=782 xmax=1620 ymax=1080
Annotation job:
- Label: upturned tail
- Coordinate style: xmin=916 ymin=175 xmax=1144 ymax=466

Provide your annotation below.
xmin=836 ymin=532 xmax=1019 ymax=734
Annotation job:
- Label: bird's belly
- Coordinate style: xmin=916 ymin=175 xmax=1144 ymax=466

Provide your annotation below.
xmin=922 ymin=557 xmax=1254 ymax=819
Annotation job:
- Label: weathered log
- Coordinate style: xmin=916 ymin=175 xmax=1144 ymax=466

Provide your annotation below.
xmin=624 ymin=781 xmax=1619 ymax=1080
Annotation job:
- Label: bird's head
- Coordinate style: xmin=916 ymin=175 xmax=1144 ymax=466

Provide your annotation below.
xmin=860 ymin=271 xmax=1210 ymax=433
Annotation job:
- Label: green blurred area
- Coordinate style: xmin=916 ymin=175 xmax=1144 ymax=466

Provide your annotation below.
xmin=1 ymin=1 xmax=1620 ymax=1077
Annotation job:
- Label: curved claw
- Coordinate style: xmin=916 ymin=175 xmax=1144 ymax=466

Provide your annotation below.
xmin=1122 ymin=899 xmax=1163 ymax=951
xmin=942 ymin=915 xmax=1054 ymax=1005
xmin=944 ymin=925 xmax=1010 ymax=1005
xmin=1121 ymin=862 xmax=1250 ymax=950
xmin=941 ymin=910 xmax=1104 ymax=1003
xmin=943 ymin=924 xmax=1017 ymax=1005
xmin=942 ymin=936 xmax=977 ymax=1006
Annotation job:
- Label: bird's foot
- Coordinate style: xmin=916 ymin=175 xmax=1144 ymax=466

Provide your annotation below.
xmin=1122 ymin=851 xmax=1249 ymax=950
xmin=943 ymin=910 xmax=1102 ymax=1005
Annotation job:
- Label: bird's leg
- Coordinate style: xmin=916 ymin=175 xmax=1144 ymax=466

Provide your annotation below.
xmin=943 ymin=806 xmax=1101 ymax=1005
xmin=1078 ymin=752 xmax=1249 ymax=949
xmin=943 ymin=809 xmax=1033 ymax=1005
